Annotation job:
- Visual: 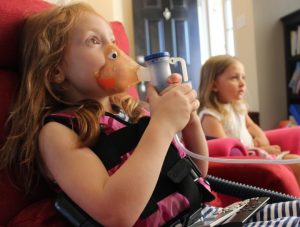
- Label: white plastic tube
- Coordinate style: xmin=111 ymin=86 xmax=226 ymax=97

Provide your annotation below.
xmin=175 ymin=134 xmax=300 ymax=165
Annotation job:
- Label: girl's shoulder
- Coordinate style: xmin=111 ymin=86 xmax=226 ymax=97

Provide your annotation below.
xmin=198 ymin=107 xmax=221 ymax=121
xmin=43 ymin=112 xmax=77 ymax=129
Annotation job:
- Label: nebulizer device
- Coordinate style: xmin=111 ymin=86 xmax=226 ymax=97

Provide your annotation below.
xmin=95 ymin=44 xmax=300 ymax=164
xmin=136 ymin=52 xmax=189 ymax=91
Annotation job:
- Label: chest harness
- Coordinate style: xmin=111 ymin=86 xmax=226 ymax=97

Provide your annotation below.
xmin=45 ymin=112 xmax=214 ymax=226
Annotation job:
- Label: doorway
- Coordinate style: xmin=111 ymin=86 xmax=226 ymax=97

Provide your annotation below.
xmin=132 ymin=0 xmax=201 ymax=98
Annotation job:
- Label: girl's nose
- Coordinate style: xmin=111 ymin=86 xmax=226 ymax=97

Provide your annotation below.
xmin=239 ymin=78 xmax=246 ymax=86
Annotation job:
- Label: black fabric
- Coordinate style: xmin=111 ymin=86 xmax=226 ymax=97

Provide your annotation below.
xmin=44 ymin=114 xmax=77 ymax=130
xmin=91 ymin=116 xmax=149 ymax=169
xmin=168 ymin=158 xmax=192 ymax=184
xmin=45 ymin=113 xmax=214 ymax=221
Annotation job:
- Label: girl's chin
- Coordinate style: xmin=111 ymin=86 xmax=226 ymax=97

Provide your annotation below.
xmin=219 ymin=98 xmax=243 ymax=104
xmin=236 ymin=93 xmax=244 ymax=100
xmin=228 ymin=96 xmax=243 ymax=102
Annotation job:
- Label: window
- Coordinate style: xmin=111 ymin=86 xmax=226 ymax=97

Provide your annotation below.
xmin=198 ymin=0 xmax=235 ymax=64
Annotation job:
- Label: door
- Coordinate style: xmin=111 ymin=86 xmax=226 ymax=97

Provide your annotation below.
xmin=133 ymin=0 xmax=201 ymax=97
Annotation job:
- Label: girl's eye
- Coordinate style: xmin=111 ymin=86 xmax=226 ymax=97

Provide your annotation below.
xmin=87 ymin=36 xmax=101 ymax=45
xmin=92 ymin=38 xmax=99 ymax=44
xmin=108 ymin=51 xmax=118 ymax=59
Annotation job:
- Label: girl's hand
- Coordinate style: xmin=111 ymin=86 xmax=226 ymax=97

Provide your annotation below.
xmin=147 ymin=82 xmax=198 ymax=134
xmin=165 ymin=74 xmax=200 ymax=127
xmin=166 ymin=73 xmax=182 ymax=85
xmin=159 ymin=73 xmax=183 ymax=95
xmin=259 ymin=145 xmax=281 ymax=155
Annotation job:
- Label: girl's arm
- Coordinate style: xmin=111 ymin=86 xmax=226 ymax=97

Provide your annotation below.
xmin=165 ymin=75 xmax=209 ymax=175
xmin=201 ymin=114 xmax=228 ymax=138
xmin=245 ymin=114 xmax=269 ymax=147
xmin=39 ymin=83 xmax=196 ymax=227
xmin=245 ymin=114 xmax=281 ymax=154
xmin=181 ymin=112 xmax=209 ymax=176
xmin=194 ymin=114 xmax=229 ymax=175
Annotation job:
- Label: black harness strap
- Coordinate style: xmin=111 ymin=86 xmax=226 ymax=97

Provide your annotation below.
xmin=91 ymin=116 xmax=149 ymax=169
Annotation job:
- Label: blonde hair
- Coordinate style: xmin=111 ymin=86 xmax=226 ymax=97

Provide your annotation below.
xmin=0 ymin=3 xmax=142 ymax=193
xmin=197 ymin=55 xmax=247 ymax=117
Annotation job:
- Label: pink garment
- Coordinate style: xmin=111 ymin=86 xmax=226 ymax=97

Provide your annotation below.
xmin=134 ymin=193 xmax=189 ymax=227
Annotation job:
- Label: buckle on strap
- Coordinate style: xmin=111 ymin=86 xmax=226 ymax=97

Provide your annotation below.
xmin=185 ymin=156 xmax=215 ymax=202
xmin=190 ymin=168 xmax=200 ymax=182
xmin=167 ymin=156 xmax=206 ymax=184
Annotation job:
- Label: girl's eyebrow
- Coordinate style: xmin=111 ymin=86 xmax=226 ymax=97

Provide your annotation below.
xmin=88 ymin=27 xmax=103 ymax=34
xmin=87 ymin=28 xmax=115 ymax=40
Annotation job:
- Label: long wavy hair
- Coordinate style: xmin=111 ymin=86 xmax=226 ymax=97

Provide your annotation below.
xmin=0 ymin=3 xmax=143 ymax=194
xmin=197 ymin=55 xmax=247 ymax=118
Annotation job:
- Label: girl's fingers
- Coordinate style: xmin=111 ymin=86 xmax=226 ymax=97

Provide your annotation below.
xmin=161 ymin=83 xmax=195 ymax=104
xmin=167 ymin=73 xmax=182 ymax=84
xmin=168 ymin=82 xmax=192 ymax=95
xmin=159 ymin=83 xmax=178 ymax=95
xmin=192 ymin=99 xmax=200 ymax=112
xmin=159 ymin=74 xmax=184 ymax=95
xmin=160 ymin=74 xmax=190 ymax=95
xmin=182 ymin=87 xmax=197 ymax=105
xmin=171 ymin=84 xmax=198 ymax=111
xmin=152 ymin=80 xmax=197 ymax=111
xmin=146 ymin=83 xmax=159 ymax=102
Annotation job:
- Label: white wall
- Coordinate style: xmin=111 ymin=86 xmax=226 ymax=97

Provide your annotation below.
xmin=231 ymin=0 xmax=259 ymax=115
xmin=45 ymin=0 xmax=117 ymax=20
xmin=252 ymin=0 xmax=300 ymax=129
xmin=232 ymin=0 xmax=300 ymax=129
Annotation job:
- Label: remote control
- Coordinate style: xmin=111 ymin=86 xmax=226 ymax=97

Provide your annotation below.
xmin=221 ymin=197 xmax=270 ymax=225
xmin=189 ymin=199 xmax=250 ymax=227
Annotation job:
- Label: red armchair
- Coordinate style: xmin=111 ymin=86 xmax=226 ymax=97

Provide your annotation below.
xmin=265 ymin=126 xmax=300 ymax=153
xmin=0 ymin=1 xmax=137 ymax=226
xmin=207 ymin=128 xmax=300 ymax=206
xmin=0 ymin=1 xmax=74 ymax=226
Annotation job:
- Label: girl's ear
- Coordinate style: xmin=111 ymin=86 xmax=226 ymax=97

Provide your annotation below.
xmin=212 ymin=81 xmax=218 ymax=92
xmin=51 ymin=67 xmax=65 ymax=84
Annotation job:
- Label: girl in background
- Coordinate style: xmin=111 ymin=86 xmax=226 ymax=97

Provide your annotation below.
xmin=198 ymin=54 xmax=300 ymax=185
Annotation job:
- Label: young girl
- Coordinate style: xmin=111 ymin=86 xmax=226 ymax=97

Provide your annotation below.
xmin=0 ymin=3 xmax=299 ymax=227
xmin=0 ymin=2 xmax=209 ymax=226
xmin=198 ymin=54 xmax=300 ymax=185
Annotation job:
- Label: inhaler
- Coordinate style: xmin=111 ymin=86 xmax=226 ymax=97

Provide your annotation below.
xmin=138 ymin=52 xmax=300 ymax=165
